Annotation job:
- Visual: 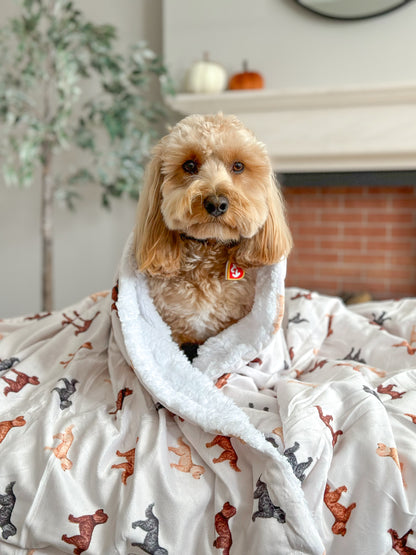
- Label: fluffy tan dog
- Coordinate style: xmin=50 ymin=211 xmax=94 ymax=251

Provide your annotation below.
xmin=134 ymin=113 xmax=292 ymax=359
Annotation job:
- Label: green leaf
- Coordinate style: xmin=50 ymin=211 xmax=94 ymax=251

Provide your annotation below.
xmin=67 ymin=168 xmax=94 ymax=185
xmin=0 ymin=0 xmax=173 ymax=206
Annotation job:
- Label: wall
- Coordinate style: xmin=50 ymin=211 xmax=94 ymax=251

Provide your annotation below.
xmin=0 ymin=0 xmax=162 ymax=317
xmin=163 ymin=0 xmax=416 ymax=92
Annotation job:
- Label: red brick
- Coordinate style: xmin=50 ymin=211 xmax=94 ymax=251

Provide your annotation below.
xmin=283 ymin=184 xmax=416 ymax=298
xmin=342 ymin=253 xmax=386 ymax=264
xmin=389 ymin=226 xmax=416 ymax=238
xmin=389 ymin=254 xmax=416 ymax=266
xmin=292 ymin=224 xmax=340 ymax=237
xmin=366 ymin=186 xmax=415 ymax=195
xmin=293 ymin=252 xmax=340 ymax=264
xmin=321 ymin=265 xmax=361 ymax=277
xmin=343 ymin=225 xmax=388 ymax=237
xmin=392 ymin=198 xmax=416 ymax=210
xmin=365 ymin=239 xmax=410 ymax=252
xmin=367 ymin=212 xmax=414 ymax=224
xmin=323 ymin=211 xmax=364 ymax=223
xmin=320 ymin=238 xmax=362 ymax=251
xmin=345 ymin=198 xmax=389 ymax=210
xmin=365 ymin=266 xmax=413 ymax=281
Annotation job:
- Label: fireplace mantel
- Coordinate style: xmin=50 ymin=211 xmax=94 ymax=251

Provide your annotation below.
xmin=167 ymin=83 xmax=416 ymax=173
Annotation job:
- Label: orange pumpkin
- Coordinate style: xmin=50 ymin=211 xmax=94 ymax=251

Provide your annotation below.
xmin=228 ymin=61 xmax=264 ymax=90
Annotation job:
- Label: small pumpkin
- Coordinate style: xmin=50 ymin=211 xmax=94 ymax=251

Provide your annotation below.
xmin=228 ymin=61 xmax=264 ymax=90
xmin=184 ymin=53 xmax=227 ymax=94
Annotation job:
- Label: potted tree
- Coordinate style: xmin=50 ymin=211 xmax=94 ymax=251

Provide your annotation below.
xmin=0 ymin=0 xmax=173 ymax=311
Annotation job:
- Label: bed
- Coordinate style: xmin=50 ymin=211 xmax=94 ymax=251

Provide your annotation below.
xmin=0 ymin=234 xmax=415 ymax=554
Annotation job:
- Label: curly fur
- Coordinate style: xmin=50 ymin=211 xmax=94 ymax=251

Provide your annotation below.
xmin=134 ymin=113 xmax=292 ymax=347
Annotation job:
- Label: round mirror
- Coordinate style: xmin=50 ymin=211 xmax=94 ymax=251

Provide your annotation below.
xmin=294 ymin=0 xmax=413 ymax=20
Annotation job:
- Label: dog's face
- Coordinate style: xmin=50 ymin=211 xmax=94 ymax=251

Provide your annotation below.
xmin=135 ymin=113 xmax=292 ymax=275
xmin=159 ymin=114 xmax=272 ymax=243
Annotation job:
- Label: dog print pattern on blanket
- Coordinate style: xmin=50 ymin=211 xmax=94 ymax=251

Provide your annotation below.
xmin=1 ymin=244 xmax=416 ymax=553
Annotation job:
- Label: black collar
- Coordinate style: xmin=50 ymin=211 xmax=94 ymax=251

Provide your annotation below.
xmin=179 ymin=233 xmax=240 ymax=248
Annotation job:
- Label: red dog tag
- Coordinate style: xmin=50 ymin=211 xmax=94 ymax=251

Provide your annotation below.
xmin=225 ymin=261 xmax=245 ymax=280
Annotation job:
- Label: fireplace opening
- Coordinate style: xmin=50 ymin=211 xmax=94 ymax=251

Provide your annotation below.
xmin=279 ymin=172 xmax=416 ymax=300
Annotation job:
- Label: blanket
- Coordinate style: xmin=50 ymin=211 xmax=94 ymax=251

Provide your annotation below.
xmin=0 ymin=234 xmax=415 ymax=555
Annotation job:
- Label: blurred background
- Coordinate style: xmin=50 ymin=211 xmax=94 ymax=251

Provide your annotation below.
xmin=1 ymin=0 xmax=416 ymax=316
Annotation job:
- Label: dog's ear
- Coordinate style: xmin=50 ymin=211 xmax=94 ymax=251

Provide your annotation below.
xmin=134 ymin=147 xmax=182 ymax=275
xmin=234 ymin=175 xmax=292 ymax=267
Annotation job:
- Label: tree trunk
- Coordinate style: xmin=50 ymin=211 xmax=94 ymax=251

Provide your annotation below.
xmin=41 ymin=142 xmax=54 ymax=312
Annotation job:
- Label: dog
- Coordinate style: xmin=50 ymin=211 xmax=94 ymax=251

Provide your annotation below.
xmin=132 ymin=503 xmax=168 ymax=555
xmin=62 ymin=509 xmax=108 ymax=554
xmin=213 ymin=502 xmax=236 ymax=555
xmin=205 ymin=435 xmax=241 ymax=472
xmin=45 ymin=425 xmax=75 ymax=471
xmin=252 ymin=477 xmax=286 ymax=523
xmin=323 ymin=484 xmax=356 ymax=537
xmin=0 ymin=481 xmax=16 ymax=540
xmin=111 ymin=447 xmax=136 ymax=484
xmin=134 ymin=113 xmax=292 ymax=359
xmin=169 ymin=436 xmax=205 ymax=479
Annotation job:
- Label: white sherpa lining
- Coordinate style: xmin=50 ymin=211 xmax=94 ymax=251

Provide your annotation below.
xmin=117 ymin=234 xmax=285 ymax=444
xmin=116 ymin=233 xmax=323 ymax=552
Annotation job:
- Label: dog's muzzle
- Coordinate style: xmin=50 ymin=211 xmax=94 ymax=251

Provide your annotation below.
xmin=203 ymin=195 xmax=229 ymax=217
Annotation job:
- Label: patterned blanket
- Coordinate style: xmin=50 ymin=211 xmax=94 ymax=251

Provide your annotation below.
xmin=0 ymin=235 xmax=415 ymax=554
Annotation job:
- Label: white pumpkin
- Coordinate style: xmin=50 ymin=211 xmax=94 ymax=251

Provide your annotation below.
xmin=184 ymin=53 xmax=227 ymax=94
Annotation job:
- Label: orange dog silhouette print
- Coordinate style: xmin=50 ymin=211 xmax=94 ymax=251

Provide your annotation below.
xmin=45 ymin=425 xmax=74 ymax=471
xmin=169 ymin=437 xmax=205 ymax=479
xmin=0 ymin=416 xmax=25 ymax=444
xmin=112 ymin=448 xmax=136 ymax=484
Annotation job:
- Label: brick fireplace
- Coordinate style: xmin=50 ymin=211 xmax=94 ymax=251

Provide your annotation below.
xmin=283 ymin=183 xmax=416 ymax=299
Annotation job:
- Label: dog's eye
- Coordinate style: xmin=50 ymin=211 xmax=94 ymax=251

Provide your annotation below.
xmin=182 ymin=160 xmax=198 ymax=174
xmin=232 ymin=161 xmax=245 ymax=174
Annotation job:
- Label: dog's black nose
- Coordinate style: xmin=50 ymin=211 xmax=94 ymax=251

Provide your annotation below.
xmin=203 ymin=195 xmax=229 ymax=217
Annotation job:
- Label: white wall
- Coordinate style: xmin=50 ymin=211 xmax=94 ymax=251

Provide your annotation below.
xmin=163 ymin=0 xmax=416 ymax=91
xmin=0 ymin=0 xmax=162 ymax=317
xmin=2 ymin=0 xmax=416 ymax=317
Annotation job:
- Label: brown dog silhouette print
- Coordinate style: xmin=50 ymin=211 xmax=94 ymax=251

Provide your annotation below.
xmin=109 ymin=387 xmax=133 ymax=416
xmin=112 ymin=447 xmax=136 ymax=484
xmin=324 ymin=484 xmax=356 ymax=536
xmin=60 ymin=342 xmax=93 ymax=368
xmin=316 ymin=406 xmax=343 ymax=447
xmin=388 ymin=528 xmax=416 ymax=554
xmin=377 ymin=383 xmax=405 ymax=400
xmin=2 ymin=369 xmax=40 ymax=396
xmin=62 ymin=509 xmax=108 ymax=554
xmin=213 ymin=502 xmax=236 ymax=555
xmin=61 ymin=310 xmax=100 ymax=336
xmin=206 ymin=435 xmax=241 ymax=472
